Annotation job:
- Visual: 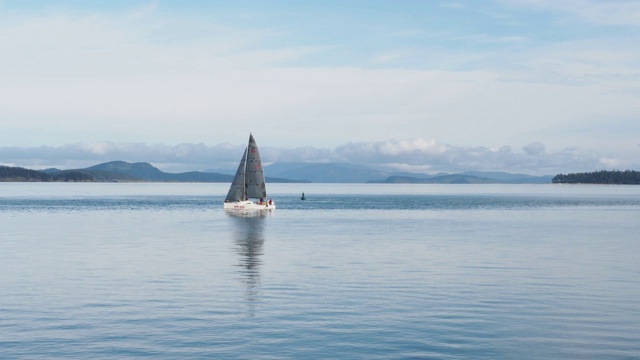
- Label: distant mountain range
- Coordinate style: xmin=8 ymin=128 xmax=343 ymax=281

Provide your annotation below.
xmin=264 ymin=162 xmax=391 ymax=183
xmin=1 ymin=161 xmax=299 ymax=183
xmin=1 ymin=161 xmax=553 ymax=183
xmin=264 ymin=162 xmax=552 ymax=184
xmin=368 ymin=171 xmax=552 ymax=184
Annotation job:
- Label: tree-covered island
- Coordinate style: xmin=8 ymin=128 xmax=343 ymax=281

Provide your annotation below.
xmin=552 ymin=170 xmax=640 ymax=184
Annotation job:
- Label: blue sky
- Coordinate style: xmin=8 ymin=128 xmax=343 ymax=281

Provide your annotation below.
xmin=1 ymin=0 xmax=639 ymax=174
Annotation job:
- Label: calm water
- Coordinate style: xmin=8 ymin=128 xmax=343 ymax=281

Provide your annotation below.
xmin=1 ymin=183 xmax=639 ymax=359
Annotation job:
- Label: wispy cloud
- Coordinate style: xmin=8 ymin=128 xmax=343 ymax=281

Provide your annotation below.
xmin=456 ymin=34 xmax=529 ymax=44
xmin=439 ymin=2 xmax=465 ymax=9
xmin=504 ymin=0 xmax=640 ymax=27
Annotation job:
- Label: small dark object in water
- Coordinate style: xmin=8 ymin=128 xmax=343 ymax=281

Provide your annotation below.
xmin=301 ymin=192 xmax=306 ymax=200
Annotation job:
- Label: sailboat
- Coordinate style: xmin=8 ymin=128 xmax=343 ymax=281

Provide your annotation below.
xmin=223 ymin=134 xmax=276 ymax=211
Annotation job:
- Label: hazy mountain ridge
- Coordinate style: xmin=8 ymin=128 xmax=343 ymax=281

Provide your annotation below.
xmin=267 ymin=162 xmax=552 ymax=183
xmin=2 ymin=162 xmax=297 ymax=183
xmin=265 ymin=162 xmax=391 ymax=183
xmin=370 ymin=171 xmax=553 ymax=184
xmin=87 ymin=161 xmax=167 ymax=181
xmin=83 ymin=161 xmax=299 ymax=183
xmin=2 ymin=161 xmax=553 ymax=183
xmin=371 ymin=174 xmax=497 ymax=184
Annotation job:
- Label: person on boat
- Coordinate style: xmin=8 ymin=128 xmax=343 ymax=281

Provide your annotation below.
xmin=259 ymin=197 xmax=264 ymax=204
xmin=268 ymin=199 xmax=273 ymax=205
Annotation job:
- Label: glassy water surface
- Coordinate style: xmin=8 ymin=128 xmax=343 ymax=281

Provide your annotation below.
xmin=1 ymin=183 xmax=639 ymax=359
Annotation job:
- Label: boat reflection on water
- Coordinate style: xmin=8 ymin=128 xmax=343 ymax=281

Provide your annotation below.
xmin=226 ymin=211 xmax=270 ymax=315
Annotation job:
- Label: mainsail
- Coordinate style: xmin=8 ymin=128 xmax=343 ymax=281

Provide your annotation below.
xmin=245 ymin=134 xmax=267 ymax=199
xmin=225 ymin=134 xmax=267 ymax=202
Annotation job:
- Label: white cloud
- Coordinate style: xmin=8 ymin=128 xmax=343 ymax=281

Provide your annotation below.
xmin=377 ymin=139 xmax=447 ymax=156
xmin=1 ymin=138 xmax=626 ymax=176
xmin=599 ymin=157 xmax=624 ymax=169
xmin=82 ymin=142 xmax=112 ymax=156
xmin=522 ymin=142 xmax=545 ymax=155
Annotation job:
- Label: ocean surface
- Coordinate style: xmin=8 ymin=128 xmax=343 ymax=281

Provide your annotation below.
xmin=1 ymin=183 xmax=639 ymax=359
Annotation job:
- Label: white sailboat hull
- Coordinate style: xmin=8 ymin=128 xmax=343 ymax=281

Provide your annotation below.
xmin=223 ymin=200 xmax=276 ymax=211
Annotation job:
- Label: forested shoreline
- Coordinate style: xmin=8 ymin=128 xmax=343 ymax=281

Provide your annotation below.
xmin=553 ymin=170 xmax=640 ymax=184
xmin=0 ymin=166 xmax=94 ymax=182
